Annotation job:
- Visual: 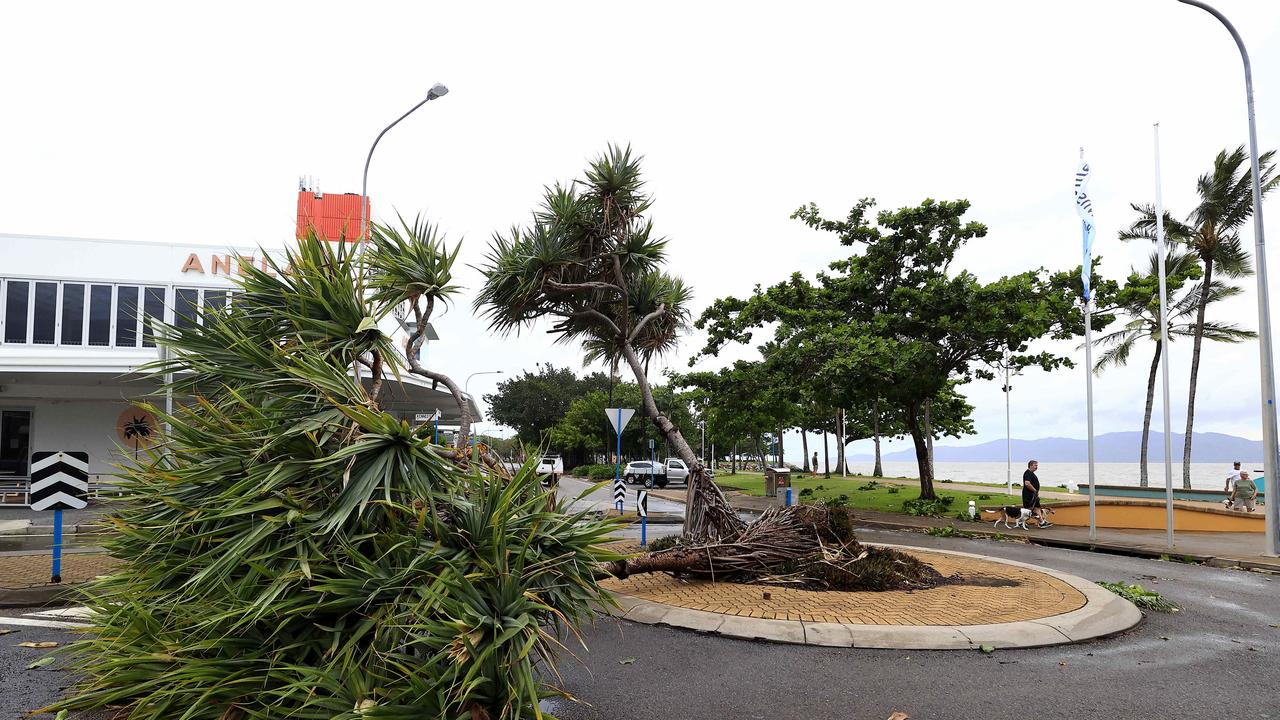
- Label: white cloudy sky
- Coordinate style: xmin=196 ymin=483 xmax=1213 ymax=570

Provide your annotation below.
xmin=4 ymin=1 xmax=1280 ymax=460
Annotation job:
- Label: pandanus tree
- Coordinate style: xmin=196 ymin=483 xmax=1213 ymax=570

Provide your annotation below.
xmin=1092 ymin=249 xmax=1254 ymax=486
xmin=475 ymin=145 xmax=742 ymax=538
xmin=51 ymin=235 xmax=619 ymax=720
xmin=364 ymin=215 xmax=473 ymax=447
xmin=1122 ymin=146 xmax=1277 ymax=487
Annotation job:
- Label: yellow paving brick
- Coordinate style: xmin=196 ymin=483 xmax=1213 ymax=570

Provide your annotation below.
xmin=601 ymin=548 xmax=1087 ymax=627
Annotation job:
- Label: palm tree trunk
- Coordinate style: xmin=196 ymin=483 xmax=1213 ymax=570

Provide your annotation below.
xmin=801 ymin=431 xmax=810 ymax=472
xmin=905 ymin=402 xmax=936 ymax=500
xmin=619 ymin=343 xmax=742 ymax=538
xmin=1183 ymin=257 xmax=1213 ymax=489
xmin=1140 ymin=340 xmax=1162 ymax=488
xmin=777 ymin=426 xmax=785 ymax=467
xmin=732 ymin=441 xmax=738 ymax=475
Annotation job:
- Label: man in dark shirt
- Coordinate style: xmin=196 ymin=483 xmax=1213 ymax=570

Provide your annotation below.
xmin=1022 ymin=460 xmax=1051 ymax=527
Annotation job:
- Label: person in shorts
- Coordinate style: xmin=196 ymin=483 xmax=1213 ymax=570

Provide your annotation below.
xmin=1229 ymin=471 xmax=1258 ymax=512
xmin=1224 ymin=461 xmax=1242 ymax=492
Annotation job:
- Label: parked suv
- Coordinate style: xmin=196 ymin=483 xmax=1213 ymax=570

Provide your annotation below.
xmin=622 ymin=457 xmax=692 ymax=488
xmin=537 ymin=455 xmax=564 ymax=487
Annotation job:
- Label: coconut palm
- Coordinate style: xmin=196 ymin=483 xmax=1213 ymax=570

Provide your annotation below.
xmin=475 ymin=145 xmax=742 ymax=538
xmin=1122 ymin=146 xmax=1278 ymax=487
xmin=1093 ymin=249 xmax=1254 ymax=485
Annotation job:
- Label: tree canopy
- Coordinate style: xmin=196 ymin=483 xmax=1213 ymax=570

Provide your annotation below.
xmin=484 ymin=363 xmax=609 ymax=445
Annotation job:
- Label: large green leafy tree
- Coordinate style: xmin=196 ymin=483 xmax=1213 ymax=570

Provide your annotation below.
xmin=699 ymin=199 xmax=1098 ymax=500
xmin=1122 ymin=146 xmax=1277 ymax=487
xmin=484 ymin=363 xmax=609 ymax=445
xmin=547 ymin=382 xmax=697 ymax=465
xmin=1093 ymin=249 xmax=1253 ymax=485
xmin=52 ymin=235 xmax=619 ymax=720
xmin=475 ymin=145 xmax=740 ymax=538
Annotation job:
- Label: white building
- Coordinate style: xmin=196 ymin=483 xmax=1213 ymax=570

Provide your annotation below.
xmin=0 ymin=233 xmax=475 ymax=503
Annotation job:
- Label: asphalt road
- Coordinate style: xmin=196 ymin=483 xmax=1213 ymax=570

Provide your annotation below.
xmin=4 ymin=528 xmax=1276 ymax=720
xmin=547 ymin=528 xmax=1279 ymax=720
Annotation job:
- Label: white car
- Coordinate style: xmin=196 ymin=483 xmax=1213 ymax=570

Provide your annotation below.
xmin=537 ymin=455 xmax=564 ymax=486
xmin=622 ymin=458 xmax=692 ymax=488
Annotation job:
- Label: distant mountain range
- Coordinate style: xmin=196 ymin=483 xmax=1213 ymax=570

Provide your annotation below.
xmin=853 ymin=431 xmax=1262 ymax=463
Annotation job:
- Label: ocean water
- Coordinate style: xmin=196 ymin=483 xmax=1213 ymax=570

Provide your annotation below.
xmin=866 ymin=461 xmax=1256 ymax=492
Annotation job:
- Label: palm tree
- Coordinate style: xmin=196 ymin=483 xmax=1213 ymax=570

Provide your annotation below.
xmin=1122 ymin=146 xmax=1277 ymax=487
xmin=1093 ymin=250 xmax=1254 ymax=485
xmin=475 ymin=145 xmax=742 ymax=538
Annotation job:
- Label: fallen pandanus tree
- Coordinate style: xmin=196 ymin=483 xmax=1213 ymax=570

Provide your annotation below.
xmin=603 ymin=504 xmax=943 ymax=592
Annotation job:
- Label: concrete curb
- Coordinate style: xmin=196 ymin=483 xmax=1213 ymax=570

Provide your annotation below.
xmin=0 ymin=583 xmax=81 ymax=609
xmin=608 ymin=543 xmax=1143 ymax=650
xmin=853 ymin=517 xmax=1280 ymax=574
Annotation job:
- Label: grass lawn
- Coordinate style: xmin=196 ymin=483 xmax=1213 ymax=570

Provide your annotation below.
xmin=713 ymin=472 xmax=1053 ymax=519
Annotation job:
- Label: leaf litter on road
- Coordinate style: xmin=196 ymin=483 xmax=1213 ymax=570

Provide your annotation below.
xmin=618 ymin=656 xmax=637 ymax=665
xmin=17 ymin=641 xmax=58 ymax=648
xmin=27 ymin=656 xmax=55 ymax=670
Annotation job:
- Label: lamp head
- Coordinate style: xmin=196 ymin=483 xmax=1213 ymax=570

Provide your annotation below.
xmin=427 ymin=83 xmax=449 ymax=100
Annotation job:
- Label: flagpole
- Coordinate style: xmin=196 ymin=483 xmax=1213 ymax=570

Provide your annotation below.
xmin=1155 ymin=123 xmax=1176 ymax=549
xmin=1079 ymin=147 xmax=1097 ymax=541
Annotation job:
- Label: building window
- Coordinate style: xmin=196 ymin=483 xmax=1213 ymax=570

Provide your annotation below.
xmin=142 ymin=287 xmax=165 ymax=348
xmin=61 ymin=283 xmax=85 ymax=345
xmin=203 ymin=289 xmax=227 ymax=318
xmin=175 ymin=288 xmax=199 ymax=329
xmin=3 ymin=281 xmax=29 ymax=344
xmin=88 ymin=284 xmax=112 ymax=346
xmin=32 ymin=282 xmax=58 ymax=344
xmin=0 ymin=410 xmax=31 ymax=478
xmin=115 ymin=285 xmax=140 ymax=347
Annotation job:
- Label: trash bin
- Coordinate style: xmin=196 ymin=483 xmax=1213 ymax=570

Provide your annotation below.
xmin=765 ymin=467 xmax=791 ymax=502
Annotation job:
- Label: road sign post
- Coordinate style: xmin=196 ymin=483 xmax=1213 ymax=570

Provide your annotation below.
xmin=605 ymin=408 xmax=635 ymax=511
xmin=30 ymin=451 xmax=89 ymax=583
xmin=637 ymin=488 xmax=649 ymax=547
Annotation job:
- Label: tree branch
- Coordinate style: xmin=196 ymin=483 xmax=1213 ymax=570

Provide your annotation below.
xmin=546 ymin=279 xmax=624 ymax=295
xmin=550 ymin=308 xmax=622 ymax=337
xmin=628 ymin=303 xmax=667 ymax=343
xmin=403 ymin=297 xmax=472 ymax=449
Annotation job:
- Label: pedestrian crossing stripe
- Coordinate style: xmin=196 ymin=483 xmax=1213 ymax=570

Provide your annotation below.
xmin=637 ymin=489 xmax=648 ymax=517
xmin=29 ymin=451 xmax=89 ymax=511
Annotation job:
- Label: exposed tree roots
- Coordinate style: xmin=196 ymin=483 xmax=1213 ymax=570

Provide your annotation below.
xmin=603 ymin=504 xmax=943 ymax=592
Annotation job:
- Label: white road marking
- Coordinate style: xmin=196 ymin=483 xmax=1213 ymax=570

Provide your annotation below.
xmin=25 ymin=607 xmax=93 ymax=620
xmin=0 ymin=615 xmax=89 ymax=630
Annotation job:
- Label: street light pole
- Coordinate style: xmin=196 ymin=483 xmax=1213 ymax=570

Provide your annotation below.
xmin=465 ymin=370 xmax=504 ymax=441
xmin=359 ymin=83 xmax=449 ymax=255
xmin=1177 ymin=0 xmax=1278 ymax=556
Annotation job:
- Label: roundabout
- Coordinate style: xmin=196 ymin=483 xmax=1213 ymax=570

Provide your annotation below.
xmin=602 ymin=543 xmax=1142 ymax=649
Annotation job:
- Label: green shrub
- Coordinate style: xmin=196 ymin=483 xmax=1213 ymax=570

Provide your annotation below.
xmin=977 ymin=493 xmax=990 ymax=500
xmin=857 ymin=480 xmax=881 ymax=491
xmin=926 ymin=524 xmax=973 ymax=538
xmin=902 ymin=496 xmax=956 ymax=517
xmin=1096 ymin=581 xmax=1178 ymax=612
xmin=571 ymin=463 xmax=617 ymax=480
xmin=50 ymin=236 xmax=621 ymax=720
xmin=799 ymin=487 xmax=815 ymax=497
xmin=886 ymin=486 xmax=900 ymax=494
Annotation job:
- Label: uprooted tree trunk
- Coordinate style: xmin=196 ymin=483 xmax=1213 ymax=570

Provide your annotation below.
xmin=619 ymin=343 xmax=743 ymax=539
xmin=404 ymin=296 xmax=472 ymax=449
xmin=603 ymin=504 xmax=941 ymax=591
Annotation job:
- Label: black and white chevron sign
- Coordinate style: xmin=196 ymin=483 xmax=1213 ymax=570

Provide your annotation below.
xmin=637 ymin=489 xmax=648 ymax=518
xmin=613 ymin=478 xmax=626 ymax=505
xmin=30 ymin=451 xmax=89 ymax=511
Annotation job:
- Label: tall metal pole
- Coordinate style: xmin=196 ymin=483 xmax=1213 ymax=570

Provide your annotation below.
xmin=1080 ymin=148 xmax=1098 ymax=541
xmin=359 ymin=84 xmax=450 ymax=255
xmin=1005 ymin=353 xmax=1013 ymax=495
xmin=1155 ymin=124 xmax=1176 ymax=549
xmin=1085 ymin=297 xmax=1098 ymax=540
xmin=1177 ymin=0 xmax=1277 ymax=556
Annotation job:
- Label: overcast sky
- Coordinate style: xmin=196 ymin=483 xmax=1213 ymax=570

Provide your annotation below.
xmin=4 ymin=1 xmax=1280 ymax=460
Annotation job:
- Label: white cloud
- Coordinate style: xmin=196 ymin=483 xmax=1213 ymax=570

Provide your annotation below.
xmin=3 ymin=0 xmax=1279 ymax=445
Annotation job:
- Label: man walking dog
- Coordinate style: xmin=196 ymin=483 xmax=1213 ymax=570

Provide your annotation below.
xmin=1023 ymin=460 xmax=1051 ymax=528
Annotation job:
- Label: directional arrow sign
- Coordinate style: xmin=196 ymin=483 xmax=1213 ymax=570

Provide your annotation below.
xmin=604 ymin=408 xmax=635 ymax=435
xmin=30 ymin=451 xmax=89 ymax=511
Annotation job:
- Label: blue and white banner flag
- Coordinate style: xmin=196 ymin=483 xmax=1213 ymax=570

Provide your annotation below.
xmin=1074 ymin=158 xmax=1096 ymax=301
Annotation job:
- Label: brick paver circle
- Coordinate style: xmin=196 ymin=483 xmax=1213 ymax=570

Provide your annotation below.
xmin=602 ymin=547 xmax=1086 ymax=626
